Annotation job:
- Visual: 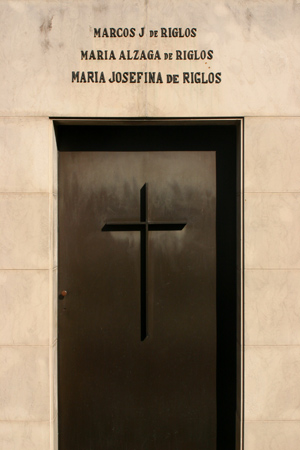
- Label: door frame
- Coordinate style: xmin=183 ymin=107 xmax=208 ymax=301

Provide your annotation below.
xmin=52 ymin=117 xmax=244 ymax=450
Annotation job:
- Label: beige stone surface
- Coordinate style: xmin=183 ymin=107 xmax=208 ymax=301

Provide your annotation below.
xmin=51 ymin=124 xmax=58 ymax=195
xmin=0 ymin=1 xmax=300 ymax=117
xmin=245 ymin=193 xmax=300 ymax=269
xmin=244 ymin=421 xmax=300 ymax=450
xmin=236 ymin=342 xmax=243 ymax=417
xmin=245 ymin=117 xmax=300 ymax=193
xmin=0 ymin=346 xmax=49 ymax=420
xmin=0 ymin=270 xmax=49 ymax=345
xmin=50 ymin=341 xmax=57 ymax=421
xmin=0 ymin=194 xmax=50 ymax=269
xmin=51 ymin=268 xmax=57 ymax=344
xmin=0 ymin=118 xmax=49 ymax=192
xmin=245 ymin=346 xmax=300 ymax=420
xmin=236 ymin=268 xmax=243 ymax=344
xmin=51 ymin=415 xmax=58 ymax=450
xmin=245 ymin=269 xmax=300 ymax=345
xmin=52 ymin=194 xmax=57 ymax=268
xmin=0 ymin=421 xmax=50 ymax=450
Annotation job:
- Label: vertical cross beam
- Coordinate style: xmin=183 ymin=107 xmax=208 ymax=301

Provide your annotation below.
xmin=140 ymin=184 xmax=148 ymax=341
xmin=102 ymin=184 xmax=186 ymax=341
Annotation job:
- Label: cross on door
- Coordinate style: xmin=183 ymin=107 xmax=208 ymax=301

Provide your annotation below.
xmin=102 ymin=183 xmax=186 ymax=341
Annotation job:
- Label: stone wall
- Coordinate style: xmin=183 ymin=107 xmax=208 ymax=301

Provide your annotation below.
xmin=0 ymin=1 xmax=300 ymax=448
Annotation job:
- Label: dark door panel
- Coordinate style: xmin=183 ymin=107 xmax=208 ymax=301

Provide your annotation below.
xmin=58 ymin=124 xmax=237 ymax=450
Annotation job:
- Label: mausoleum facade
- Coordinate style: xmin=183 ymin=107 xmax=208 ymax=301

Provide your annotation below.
xmin=1 ymin=1 xmax=300 ymax=449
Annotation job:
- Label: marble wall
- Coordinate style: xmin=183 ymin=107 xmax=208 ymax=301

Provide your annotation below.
xmin=0 ymin=1 xmax=300 ymax=449
xmin=244 ymin=118 xmax=300 ymax=449
xmin=0 ymin=117 xmax=57 ymax=448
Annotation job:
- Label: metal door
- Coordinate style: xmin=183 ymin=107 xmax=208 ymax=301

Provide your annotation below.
xmin=58 ymin=126 xmax=217 ymax=450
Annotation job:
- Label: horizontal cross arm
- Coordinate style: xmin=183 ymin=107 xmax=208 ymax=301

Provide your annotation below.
xmin=102 ymin=222 xmax=186 ymax=232
xmin=148 ymin=222 xmax=186 ymax=231
xmin=102 ymin=223 xmax=144 ymax=232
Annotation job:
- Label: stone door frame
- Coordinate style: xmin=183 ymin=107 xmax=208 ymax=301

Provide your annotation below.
xmin=51 ymin=117 xmax=244 ymax=450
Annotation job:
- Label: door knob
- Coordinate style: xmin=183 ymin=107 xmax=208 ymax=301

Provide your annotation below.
xmin=59 ymin=290 xmax=68 ymax=299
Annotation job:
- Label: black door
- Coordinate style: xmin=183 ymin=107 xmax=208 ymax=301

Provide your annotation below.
xmin=57 ymin=124 xmax=237 ymax=450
